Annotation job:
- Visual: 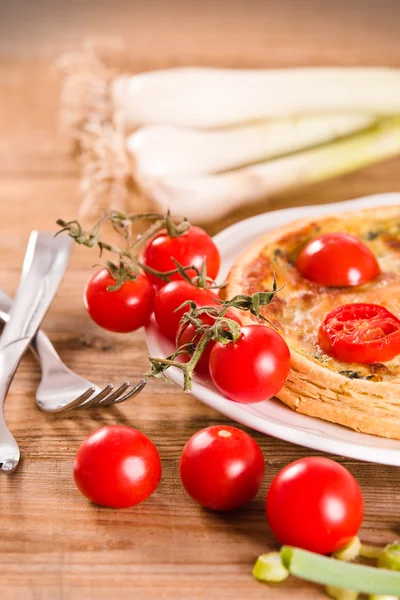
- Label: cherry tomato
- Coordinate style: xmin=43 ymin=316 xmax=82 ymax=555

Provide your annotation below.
xmin=266 ymin=457 xmax=364 ymax=554
xmin=73 ymin=425 xmax=162 ymax=509
xmin=142 ymin=226 xmax=220 ymax=289
xmin=154 ymin=280 xmax=220 ymax=341
xmin=318 ymin=303 xmax=400 ymax=364
xmin=180 ymin=425 xmax=265 ymax=511
xmin=84 ymin=269 xmax=155 ymax=333
xmin=177 ymin=310 xmax=241 ymax=376
xmin=296 ymin=232 xmax=380 ymax=287
xmin=209 ymin=325 xmax=291 ymax=403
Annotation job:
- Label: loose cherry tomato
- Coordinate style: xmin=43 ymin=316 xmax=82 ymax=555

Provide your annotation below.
xmin=209 ymin=325 xmax=291 ymax=403
xmin=142 ymin=226 xmax=220 ymax=289
xmin=180 ymin=425 xmax=265 ymax=511
xmin=177 ymin=310 xmax=241 ymax=376
xmin=318 ymin=303 xmax=400 ymax=364
xmin=154 ymin=280 xmax=220 ymax=341
xmin=73 ymin=425 xmax=162 ymax=509
xmin=296 ymin=232 xmax=380 ymax=287
xmin=84 ymin=269 xmax=155 ymax=333
xmin=266 ymin=457 xmax=364 ymax=554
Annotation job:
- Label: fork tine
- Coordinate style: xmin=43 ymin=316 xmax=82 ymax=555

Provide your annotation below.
xmin=78 ymin=383 xmax=114 ymax=409
xmin=53 ymin=387 xmax=97 ymax=412
xmin=112 ymin=379 xmax=147 ymax=405
xmin=96 ymin=381 xmax=131 ymax=407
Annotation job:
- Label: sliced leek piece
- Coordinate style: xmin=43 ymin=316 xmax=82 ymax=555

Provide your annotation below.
xmin=281 ymin=546 xmax=400 ymax=595
xmin=252 ymin=552 xmax=289 ymax=582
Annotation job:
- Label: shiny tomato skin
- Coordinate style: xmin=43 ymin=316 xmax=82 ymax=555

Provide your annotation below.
xmin=154 ymin=280 xmax=219 ymax=341
xmin=318 ymin=303 xmax=400 ymax=364
xmin=209 ymin=325 xmax=291 ymax=403
xmin=73 ymin=425 xmax=162 ymax=509
xmin=84 ymin=269 xmax=155 ymax=333
xmin=142 ymin=226 xmax=220 ymax=289
xmin=266 ymin=457 xmax=364 ymax=555
xmin=296 ymin=232 xmax=380 ymax=287
xmin=180 ymin=425 xmax=265 ymax=511
xmin=177 ymin=310 xmax=241 ymax=376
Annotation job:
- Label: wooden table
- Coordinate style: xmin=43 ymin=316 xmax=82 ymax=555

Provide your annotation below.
xmin=1 ymin=1 xmax=400 ymax=598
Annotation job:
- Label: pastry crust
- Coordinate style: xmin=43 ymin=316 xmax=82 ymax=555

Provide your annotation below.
xmin=226 ymin=205 xmax=400 ymax=439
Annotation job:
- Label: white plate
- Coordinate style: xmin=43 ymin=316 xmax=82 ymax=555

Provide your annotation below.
xmin=146 ymin=193 xmax=400 ymax=465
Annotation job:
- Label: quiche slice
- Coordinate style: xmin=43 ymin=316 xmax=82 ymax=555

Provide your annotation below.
xmin=225 ymin=205 xmax=400 ymax=439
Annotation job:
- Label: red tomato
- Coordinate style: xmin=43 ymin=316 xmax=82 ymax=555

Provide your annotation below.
xmin=180 ymin=425 xmax=265 ymax=511
xmin=177 ymin=310 xmax=241 ymax=376
xmin=154 ymin=280 xmax=220 ymax=341
xmin=73 ymin=425 xmax=162 ymax=509
xmin=84 ymin=269 xmax=155 ymax=333
xmin=266 ymin=457 xmax=364 ymax=554
xmin=296 ymin=232 xmax=380 ymax=287
xmin=142 ymin=226 xmax=220 ymax=289
xmin=209 ymin=325 xmax=291 ymax=403
xmin=318 ymin=303 xmax=400 ymax=364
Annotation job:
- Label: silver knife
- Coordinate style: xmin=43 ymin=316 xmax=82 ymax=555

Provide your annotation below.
xmin=0 ymin=231 xmax=72 ymax=472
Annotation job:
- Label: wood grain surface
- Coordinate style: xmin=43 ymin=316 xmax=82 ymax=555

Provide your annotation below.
xmin=1 ymin=1 xmax=400 ymax=599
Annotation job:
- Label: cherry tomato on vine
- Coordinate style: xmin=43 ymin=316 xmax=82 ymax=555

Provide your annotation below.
xmin=154 ymin=280 xmax=220 ymax=341
xmin=84 ymin=269 xmax=155 ymax=333
xmin=177 ymin=310 xmax=241 ymax=376
xmin=180 ymin=425 xmax=265 ymax=511
xmin=209 ymin=325 xmax=291 ymax=403
xmin=296 ymin=232 xmax=380 ymax=287
xmin=73 ymin=425 xmax=162 ymax=509
xmin=318 ymin=303 xmax=400 ymax=364
xmin=266 ymin=457 xmax=364 ymax=555
xmin=142 ymin=226 xmax=220 ymax=289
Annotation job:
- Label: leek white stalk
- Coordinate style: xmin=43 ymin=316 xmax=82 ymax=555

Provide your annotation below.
xmin=139 ymin=118 xmax=400 ymax=224
xmin=112 ymin=67 xmax=400 ymax=128
xmin=127 ymin=114 xmax=375 ymax=177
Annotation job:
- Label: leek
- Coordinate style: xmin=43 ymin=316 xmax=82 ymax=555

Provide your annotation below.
xmin=127 ymin=114 xmax=375 ymax=177
xmin=142 ymin=118 xmax=400 ymax=224
xmin=334 ymin=537 xmax=362 ymax=562
xmin=326 ymin=586 xmax=359 ymax=600
xmin=252 ymin=552 xmax=289 ymax=582
xmin=378 ymin=544 xmax=400 ymax=571
xmin=280 ymin=547 xmax=400 ymax=595
xmin=112 ymin=67 xmax=400 ymax=128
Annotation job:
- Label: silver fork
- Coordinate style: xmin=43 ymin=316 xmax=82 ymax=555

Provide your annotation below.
xmin=0 ymin=231 xmax=72 ymax=472
xmin=0 ymin=292 xmax=146 ymax=414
